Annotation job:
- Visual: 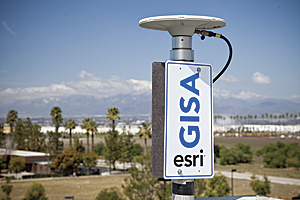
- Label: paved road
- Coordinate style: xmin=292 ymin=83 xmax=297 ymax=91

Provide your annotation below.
xmin=216 ymin=170 xmax=300 ymax=186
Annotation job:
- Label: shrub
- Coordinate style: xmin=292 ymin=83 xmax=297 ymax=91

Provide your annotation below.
xmin=132 ymin=143 xmax=143 ymax=156
xmin=8 ymin=157 xmax=25 ymax=174
xmin=250 ymin=175 xmax=270 ymax=196
xmin=23 ymin=182 xmax=48 ymax=200
xmin=220 ymin=148 xmax=238 ymax=165
xmin=235 ymin=143 xmax=253 ymax=163
xmin=96 ymin=187 xmax=124 ymax=200
xmin=257 ymin=142 xmax=300 ymax=168
xmin=95 ymin=142 xmax=105 ymax=156
xmin=204 ymin=173 xmax=230 ymax=197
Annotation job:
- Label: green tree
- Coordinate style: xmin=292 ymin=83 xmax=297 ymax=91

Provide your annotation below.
xmin=106 ymin=107 xmax=120 ymax=132
xmin=69 ymin=135 xmax=85 ymax=153
xmin=235 ymin=143 xmax=253 ymax=163
xmin=23 ymin=182 xmax=48 ymax=200
xmin=5 ymin=110 xmax=18 ymax=151
xmin=137 ymin=122 xmax=152 ymax=155
xmin=263 ymin=151 xmax=286 ymax=168
xmin=1 ymin=177 xmax=13 ymax=200
xmin=54 ymin=149 xmax=81 ymax=175
xmin=104 ymin=130 xmax=122 ymax=171
xmin=204 ymin=173 xmax=230 ymax=197
xmin=122 ymin=150 xmax=158 ymax=200
xmin=64 ymin=119 xmax=76 ymax=147
xmin=256 ymin=142 xmax=299 ymax=168
xmin=0 ymin=155 xmax=6 ymax=171
xmin=286 ymin=144 xmax=300 ymax=170
xmin=13 ymin=118 xmax=46 ymax=152
xmin=81 ymin=118 xmax=92 ymax=153
xmin=8 ymin=157 xmax=25 ymax=179
xmin=23 ymin=118 xmax=32 ymax=150
xmin=256 ymin=143 xmax=278 ymax=156
xmin=50 ymin=107 xmax=63 ymax=133
xmin=132 ymin=144 xmax=143 ymax=156
xmin=195 ymin=179 xmax=206 ymax=198
xmin=13 ymin=118 xmax=26 ymax=150
xmin=96 ymin=187 xmax=125 ymax=200
xmin=28 ymin=124 xmax=46 ymax=152
xmin=250 ymin=175 xmax=270 ymax=196
xmin=220 ymin=148 xmax=238 ymax=165
xmin=89 ymin=119 xmax=98 ymax=153
xmin=8 ymin=157 xmax=25 ymax=173
xmin=156 ymin=179 xmax=172 ymax=200
xmin=119 ymin=129 xmax=135 ymax=171
xmin=0 ymin=124 xmax=5 ymax=149
xmin=46 ymin=131 xmax=63 ymax=162
xmin=5 ymin=110 xmax=18 ymax=140
xmin=94 ymin=142 xmax=105 ymax=156
xmin=50 ymin=107 xmax=63 ymax=153
xmin=82 ymin=152 xmax=97 ymax=176
xmin=287 ymin=156 xmax=300 ymax=170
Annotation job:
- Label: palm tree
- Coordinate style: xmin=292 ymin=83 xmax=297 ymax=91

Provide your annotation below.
xmin=50 ymin=107 xmax=63 ymax=152
xmin=214 ymin=115 xmax=217 ymax=125
xmin=50 ymin=107 xmax=63 ymax=133
xmin=6 ymin=110 xmax=18 ymax=152
xmin=5 ymin=110 xmax=18 ymax=140
xmin=106 ymin=107 xmax=120 ymax=132
xmin=64 ymin=119 xmax=76 ymax=147
xmin=81 ymin=118 xmax=92 ymax=153
xmin=89 ymin=120 xmax=98 ymax=152
xmin=138 ymin=122 xmax=152 ymax=155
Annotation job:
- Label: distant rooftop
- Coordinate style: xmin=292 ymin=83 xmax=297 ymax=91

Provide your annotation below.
xmin=197 ymin=195 xmax=282 ymax=200
xmin=0 ymin=149 xmax=49 ymax=157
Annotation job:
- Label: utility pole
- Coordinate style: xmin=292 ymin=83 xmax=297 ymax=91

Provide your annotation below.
xmin=139 ymin=15 xmax=232 ymax=200
xmin=231 ymin=169 xmax=236 ymax=196
xmin=170 ymin=34 xmax=195 ymax=200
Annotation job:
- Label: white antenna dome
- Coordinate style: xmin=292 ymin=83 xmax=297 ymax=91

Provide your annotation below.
xmin=139 ymin=15 xmax=226 ymax=36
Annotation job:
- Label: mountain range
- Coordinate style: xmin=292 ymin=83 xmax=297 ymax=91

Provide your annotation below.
xmin=1 ymin=90 xmax=300 ymax=118
xmin=0 ymin=72 xmax=299 ymax=118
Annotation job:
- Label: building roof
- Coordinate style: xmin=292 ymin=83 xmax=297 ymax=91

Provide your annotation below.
xmin=0 ymin=149 xmax=49 ymax=157
xmin=197 ymin=195 xmax=282 ymax=200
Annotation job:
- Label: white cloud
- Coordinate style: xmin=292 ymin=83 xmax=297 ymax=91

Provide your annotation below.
xmin=251 ymin=72 xmax=271 ymax=84
xmin=77 ymin=70 xmax=94 ymax=79
xmin=213 ymin=88 xmax=266 ymax=100
xmin=1 ymin=21 xmax=17 ymax=36
xmin=220 ymin=74 xmax=241 ymax=83
xmin=0 ymin=71 xmax=151 ymax=104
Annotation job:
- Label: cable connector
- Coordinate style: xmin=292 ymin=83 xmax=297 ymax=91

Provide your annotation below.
xmin=195 ymin=30 xmax=233 ymax=83
xmin=195 ymin=30 xmax=222 ymax=38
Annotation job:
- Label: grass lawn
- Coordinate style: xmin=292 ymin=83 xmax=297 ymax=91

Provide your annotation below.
xmin=0 ymin=174 xmax=128 ymax=200
xmin=226 ymin=177 xmax=300 ymax=199
xmin=4 ymin=136 xmax=298 ymax=199
xmin=1 ymin=174 xmax=299 ymax=200
xmin=214 ymin=137 xmax=300 ymax=179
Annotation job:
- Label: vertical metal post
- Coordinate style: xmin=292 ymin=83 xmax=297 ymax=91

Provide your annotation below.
xmin=231 ymin=169 xmax=236 ymax=196
xmin=171 ymin=35 xmax=195 ymax=200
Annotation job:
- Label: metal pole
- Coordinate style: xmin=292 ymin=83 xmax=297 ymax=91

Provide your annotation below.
xmin=231 ymin=170 xmax=233 ymax=196
xmin=171 ymin=35 xmax=194 ymax=200
xmin=231 ymin=169 xmax=236 ymax=196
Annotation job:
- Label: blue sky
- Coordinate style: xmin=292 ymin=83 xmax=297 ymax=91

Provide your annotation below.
xmin=0 ymin=0 xmax=299 ymax=102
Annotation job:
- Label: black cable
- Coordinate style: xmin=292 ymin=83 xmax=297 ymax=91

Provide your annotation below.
xmin=213 ymin=34 xmax=232 ymax=83
xmin=197 ymin=31 xmax=233 ymax=83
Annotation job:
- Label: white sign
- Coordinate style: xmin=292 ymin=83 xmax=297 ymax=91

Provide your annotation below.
xmin=164 ymin=60 xmax=214 ymax=179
